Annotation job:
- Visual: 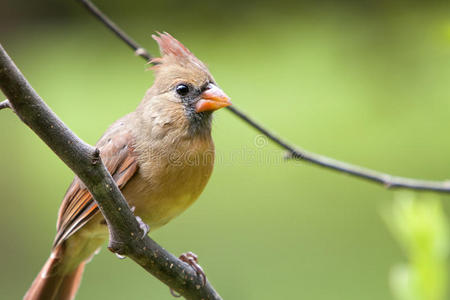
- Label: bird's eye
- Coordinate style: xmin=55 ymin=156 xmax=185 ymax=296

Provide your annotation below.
xmin=175 ymin=84 xmax=190 ymax=96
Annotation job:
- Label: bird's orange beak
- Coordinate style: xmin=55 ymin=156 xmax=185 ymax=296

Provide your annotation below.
xmin=195 ymin=85 xmax=232 ymax=113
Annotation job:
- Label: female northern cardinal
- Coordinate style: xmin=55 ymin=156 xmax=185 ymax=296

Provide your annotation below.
xmin=24 ymin=32 xmax=231 ymax=300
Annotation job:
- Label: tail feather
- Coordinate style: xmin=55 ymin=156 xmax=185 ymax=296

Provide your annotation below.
xmin=24 ymin=250 xmax=85 ymax=300
xmin=54 ymin=261 xmax=85 ymax=300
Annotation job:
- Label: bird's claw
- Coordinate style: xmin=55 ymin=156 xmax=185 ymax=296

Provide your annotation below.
xmin=169 ymin=251 xmax=206 ymax=297
xmin=135 ymin=215 xmax=150 ymax=238
xmin=130 ymin=206 xmax=150 ymax=238
xmin=179 ymin=251 xmax=206 ymax=286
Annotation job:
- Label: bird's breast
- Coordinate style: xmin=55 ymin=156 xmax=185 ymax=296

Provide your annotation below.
xmin=122 ymin=134 xmax=215 ymax=229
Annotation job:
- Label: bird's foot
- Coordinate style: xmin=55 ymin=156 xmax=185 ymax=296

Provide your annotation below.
xmin=135 ymin=215 xmax=150 ymax=238
xmin=169 ymin=252 xmax=206 ymax=297
xmin=130 ymin=206 xmax=150 ymax=238
xmin=179 ymin=251 xmax=206 ymax=285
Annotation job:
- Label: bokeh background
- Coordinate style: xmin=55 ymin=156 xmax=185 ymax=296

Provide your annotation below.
xmin=1 ymin=0 xmax=450 ymax=299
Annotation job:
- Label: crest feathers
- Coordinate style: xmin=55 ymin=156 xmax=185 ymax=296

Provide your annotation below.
xmin=149 ymin=32 xmax=209 ymax=74
xmin=152 ymin=32 xmax=193 ymax=58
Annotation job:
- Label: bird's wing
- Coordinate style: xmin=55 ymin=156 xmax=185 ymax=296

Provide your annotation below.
xmin=53 ymin=126 xmax=138 ymax=248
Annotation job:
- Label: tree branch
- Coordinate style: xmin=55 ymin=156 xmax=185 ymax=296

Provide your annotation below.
xmin=0 ymin=44 xmax=221 ymax=299
xmin=76 ymin=0 xmax=450 ymax=193
xmin=78 ymin=0 xmax=153 ymax=61
xmin=228 ymin=106 xmax=450 ymax=192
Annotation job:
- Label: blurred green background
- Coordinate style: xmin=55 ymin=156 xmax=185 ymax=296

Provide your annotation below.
xmin=1 ymin=0 xmax=450 ymax=299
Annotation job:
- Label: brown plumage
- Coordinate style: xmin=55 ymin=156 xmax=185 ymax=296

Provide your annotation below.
xmin=24 ymin=32 xmax=231 ymax=300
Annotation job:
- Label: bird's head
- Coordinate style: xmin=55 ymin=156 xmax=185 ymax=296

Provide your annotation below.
xmin=145 ymin=32 xmax=231 ymax=135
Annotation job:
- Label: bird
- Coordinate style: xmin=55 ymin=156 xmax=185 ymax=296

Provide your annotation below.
xmin=24 ymin=32 xmax=231 ymax=300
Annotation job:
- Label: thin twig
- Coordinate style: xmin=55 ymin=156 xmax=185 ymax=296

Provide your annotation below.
xmin=77 ymin=0 xmax=152 ymax=61
xmin=0 ymin=99 xmax=11 ymax=110
xmin=228 ymin=106 xmax=450 ymax=192
xmin=76 ymin=0 xmax=450 ymax=193
xmin=0 ymin=44 xmax=221 ymax=300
